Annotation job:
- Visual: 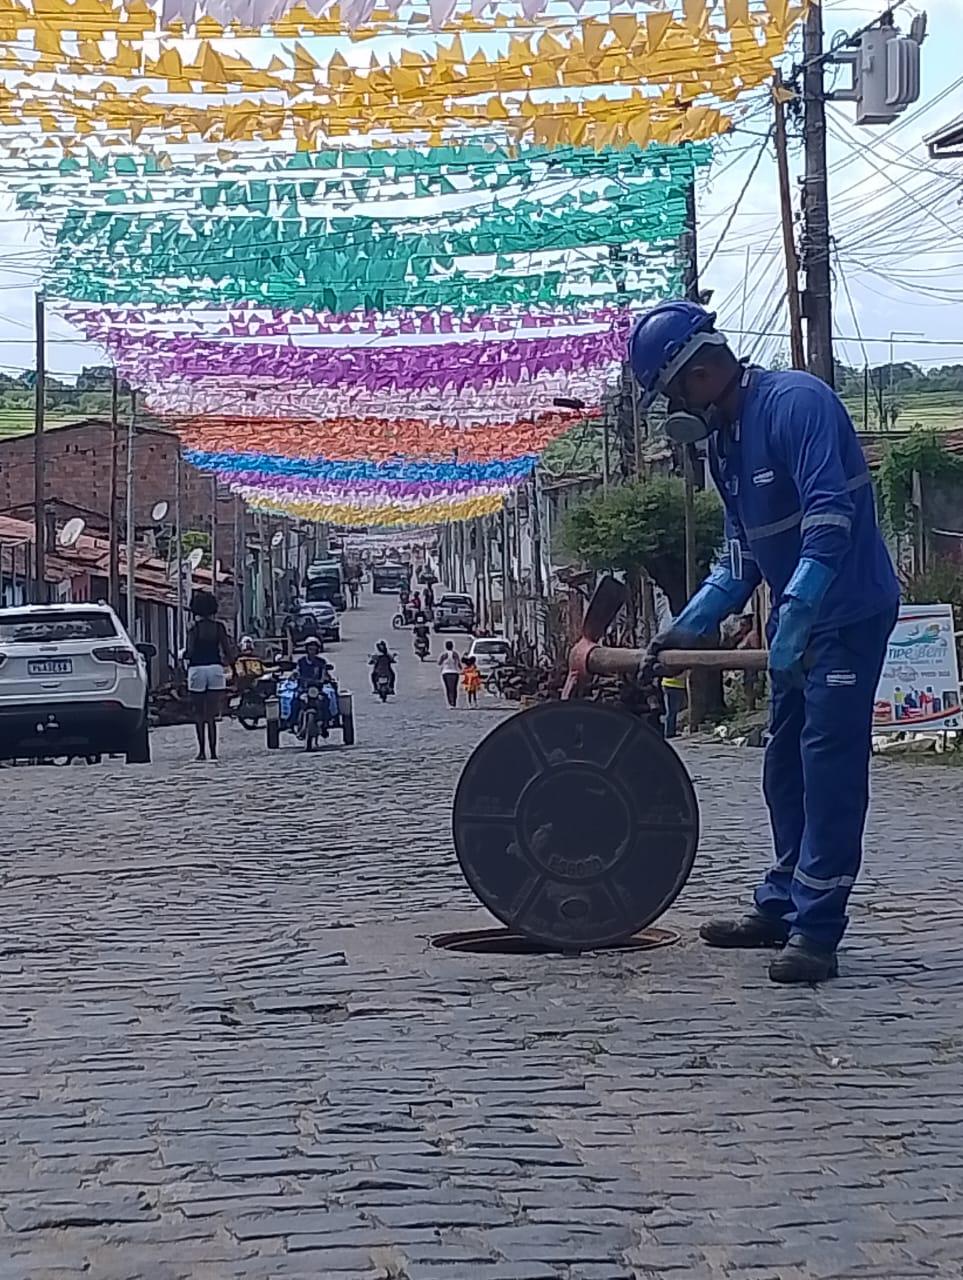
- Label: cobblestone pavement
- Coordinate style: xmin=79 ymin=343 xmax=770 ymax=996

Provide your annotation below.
xmin=2 ymin=592 xmax=962 ymax=1280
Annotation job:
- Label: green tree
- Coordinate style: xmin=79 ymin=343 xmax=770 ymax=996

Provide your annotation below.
xmin=560 ymin=475 xmax=724 ymax=613
xmin=877 ymin=429 xmax=963 ymax=534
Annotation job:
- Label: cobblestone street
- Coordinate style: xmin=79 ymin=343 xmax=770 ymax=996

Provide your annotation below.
xmin=2 ymin=592 xmax=962 ymax=1280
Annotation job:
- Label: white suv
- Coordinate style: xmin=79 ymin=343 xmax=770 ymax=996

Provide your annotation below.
xmin=0 ymin=603 xmax=151 ymax=763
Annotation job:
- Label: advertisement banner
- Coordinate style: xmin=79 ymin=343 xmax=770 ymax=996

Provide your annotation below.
xmin=874 ymin=604 xmax=962 ymax=732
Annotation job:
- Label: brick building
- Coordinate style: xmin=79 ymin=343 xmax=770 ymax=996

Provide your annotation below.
xmin=0 ymin=417 xmax=244 ymax=578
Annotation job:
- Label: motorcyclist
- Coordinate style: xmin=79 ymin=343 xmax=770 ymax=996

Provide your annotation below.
xmin=412 ymin=613 xmax=431 ymax=656
xmin=295 ymin=638 xmax=333 ymax=730
xmin=369 ymin=639 xmax=397 ymax=694
xmin=234 ymin=636 xmax=265 ymax=687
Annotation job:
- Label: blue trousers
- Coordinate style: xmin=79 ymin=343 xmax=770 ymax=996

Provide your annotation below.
xmin=754 ymin=607 xmax=896 ymax=949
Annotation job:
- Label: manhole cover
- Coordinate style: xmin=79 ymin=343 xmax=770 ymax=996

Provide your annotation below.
xmin=452 ymin=701 xmax=699 ymax=950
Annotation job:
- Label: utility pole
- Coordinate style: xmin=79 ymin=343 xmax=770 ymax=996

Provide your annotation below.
xmin=681 ymin=171 xmax=701 ymax=601
xmin=802 ymin=0 xmax=834 ymax=386
xmin=500 ymin=500 xmax=512 ymax=639
xmin=773 ymin=74 xmax=807 ymax=370
xmin=32 ymin=292 xmax=45 ymax=602
xmin=210 ymin=475 xmax=218 ymax=603
xmin=108 ymin=368 xmax=121 ymax=610
xmin=682 ymin=168 xmax=709 ymax=731
xmin=530 ymin=469 xmax=543 ymax=601
xmin=125 ymin=388 xmax=137 ymax=634
xmin=174 ymin=445 xmax=184 ymax=652
xmin=233 ymin=495 xmax=242 ymax=640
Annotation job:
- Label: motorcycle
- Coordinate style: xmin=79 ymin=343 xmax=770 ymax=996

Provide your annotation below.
xmin=273 ymin=668 xmax=351 ymax=750
xmin=297 ymin=684 xmax=329 ymax=752
xmin=233 ymin=673 xmax=275 ymax=730
xmin=375 ymin=672 xmax=394 ymax=703
xmin=413 ymin=631 xmax=430 ymax=662
xmin=392 ymin=602 xmax=417 ymax=629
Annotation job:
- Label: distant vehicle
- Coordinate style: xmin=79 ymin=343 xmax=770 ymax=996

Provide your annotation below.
xmin=434 ymin=593 xmax=475 ymax=634
xmin=299 ymin=599 xmax=340 ymax=643
xmin=467 ymin=636 xmax=513 ymax=676
xmin=0 ymin=603 xmax=152 ymax=763
xmin=372 ymin=562 xmax=411 ymax=595
xmin=305 ymin=560 xmax=346 ymax=612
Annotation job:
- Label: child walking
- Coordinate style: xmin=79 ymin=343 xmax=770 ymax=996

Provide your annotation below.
xmin=461 ymin=656 xmax=483 ymax=707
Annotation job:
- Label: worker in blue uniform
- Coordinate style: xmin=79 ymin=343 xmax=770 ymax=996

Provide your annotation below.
xmin=629 ymin=301 xmax=899 ymax=984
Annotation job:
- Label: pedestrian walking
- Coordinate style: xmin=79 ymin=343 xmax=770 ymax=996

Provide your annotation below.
xmin=461 ymin=656 xmax=482 ymax=707
xmin=631 ymin=300 xmax=899 ymax=985
xmin=438 ymin=640 xmax=462 ymax=708
xmin=184 ymin=590 xmax=235 ymax=762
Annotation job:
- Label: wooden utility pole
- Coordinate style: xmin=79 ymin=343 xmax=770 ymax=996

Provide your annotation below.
xmin=233 ymin=496 xmax=243 ymax=639
xmin=773 ymin=74 xmax=807 ymax=370
xmin=174 ymin=445 xmax=184 ymax=652
xmin=682 ymin=171 xmax=709 ymax=731
xmin=32 ymin=292 xmax=45 ymax=602
xmin=682 ymin=172 xmax=701 ymax=604
xmin=802 ymin=0 xmax=834 ymax=386
xmin=210 ymin=475 xmax=218 ymax=602
xmin=125 ymin=389 xmax=137 ymax=634
xmin=500 ymin=501 xmax=512 ymax=638
xmin=108 ymin=368 xmax=121 ymax=611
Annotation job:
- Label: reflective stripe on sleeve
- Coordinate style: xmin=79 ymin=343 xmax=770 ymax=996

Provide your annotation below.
xmin=800 ymin=512 xmax=852 ymax=533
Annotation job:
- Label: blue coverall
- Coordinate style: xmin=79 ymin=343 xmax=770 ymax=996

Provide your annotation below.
xmin=709 ymin=370 xmax=900 ymax=948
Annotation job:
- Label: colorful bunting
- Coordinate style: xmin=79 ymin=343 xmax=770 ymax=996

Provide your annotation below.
xmin=7 ymin=0 xmax=802 ymax=527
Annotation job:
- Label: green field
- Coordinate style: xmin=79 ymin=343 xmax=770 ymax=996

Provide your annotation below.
xmin=841 ymin=390 xmax=963 ymax=434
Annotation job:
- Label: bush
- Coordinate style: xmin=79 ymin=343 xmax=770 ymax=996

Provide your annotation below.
xmin=560 ymin=475 xmax=723 ymax=613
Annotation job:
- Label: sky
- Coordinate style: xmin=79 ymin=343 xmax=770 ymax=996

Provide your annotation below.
xmin=0 ymin=0 xmax=960 ymax=382
xmin=698 ymin=0 xmax=963 ymax=373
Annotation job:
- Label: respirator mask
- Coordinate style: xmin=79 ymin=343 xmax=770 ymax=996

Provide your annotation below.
xmin=656 ymin=332 xmax=742 ymax=445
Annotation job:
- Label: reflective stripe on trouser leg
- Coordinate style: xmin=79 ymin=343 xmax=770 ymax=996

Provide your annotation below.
xmin=755 ymin=680 xmax=805 ymax=922
xmin=790 ymin=608 xmax=897 ymax=948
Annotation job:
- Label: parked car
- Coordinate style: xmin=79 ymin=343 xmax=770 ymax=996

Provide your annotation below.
xmin=0 ymin=603 xmax=151 ymax=763
xmin=305 ymin=560 xmax=346 ymax=612
xmin=467 ymin=636 xmax=513 ymax=677
xmin=300 ymin=599 xmax=340 ymax=642
xmin=433 ymin=593 xmax=475 ymax=634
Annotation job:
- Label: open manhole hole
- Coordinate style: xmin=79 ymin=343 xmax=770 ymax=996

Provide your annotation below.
xmin=430 ymin=925 xmax=679 ymax=955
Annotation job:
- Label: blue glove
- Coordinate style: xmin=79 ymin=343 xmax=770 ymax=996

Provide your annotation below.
xmin=641 ymin=566 xmax=755 ymax=682
xmin=769 ymin=558 xmax=836 ymax=690
xmin=658 ymin=565 xmax=756 ymax=646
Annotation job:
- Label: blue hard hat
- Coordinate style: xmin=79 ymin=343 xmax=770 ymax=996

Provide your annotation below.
xmin=628 ymin=300 xmax=718 ymax=395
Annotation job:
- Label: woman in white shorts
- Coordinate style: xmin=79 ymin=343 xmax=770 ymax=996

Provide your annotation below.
xmin=185 ymin=590 xmax=234 ymax=761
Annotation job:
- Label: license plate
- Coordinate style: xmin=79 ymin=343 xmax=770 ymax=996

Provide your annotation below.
xmin=28 ymin=658 xmax=72 ymax=676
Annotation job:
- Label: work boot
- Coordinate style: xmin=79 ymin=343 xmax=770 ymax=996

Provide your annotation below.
xmin=768 ymin=935 xmax=838 ymax=984
xmin=699 ymin=911 xmax=789 ymax=949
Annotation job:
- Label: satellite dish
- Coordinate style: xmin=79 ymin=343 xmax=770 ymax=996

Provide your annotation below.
xmin=187 ymin=548 xmax=204 ymax=571
xmin=151 ymin=500 xmax=169 ymax=523
xmin=57 ymin=517 xmax=85 ymax=548
xmin=271 ymin=529 xmax=284 ymax=547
